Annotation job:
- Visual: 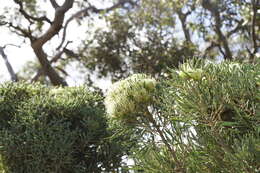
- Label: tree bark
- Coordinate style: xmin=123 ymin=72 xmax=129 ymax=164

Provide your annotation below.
xmin=202 ymin=0 xmax=233 ymax=60
xmin=177 ymin=11 xmax=191 ymax=43
xmin=250 ymin=0 xmax=259 ymax=62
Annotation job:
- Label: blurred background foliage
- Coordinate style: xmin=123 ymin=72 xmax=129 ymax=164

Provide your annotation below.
xmin=0 ymin=0 xmax=258 ymax=85
xmin=74 ymin=0 xmax=259 ymax=82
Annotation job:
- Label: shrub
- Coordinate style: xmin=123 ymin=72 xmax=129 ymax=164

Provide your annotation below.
xmin=105 ymin=60 xmax=260 ymax=172
xmin=0 ymin=83 xmax=126 ymax=173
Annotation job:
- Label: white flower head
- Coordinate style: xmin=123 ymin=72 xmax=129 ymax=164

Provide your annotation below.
xmin=105 ymin=74 xmax=156 ymax=120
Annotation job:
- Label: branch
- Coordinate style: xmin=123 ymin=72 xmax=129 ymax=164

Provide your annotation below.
xmin=63 ymin=48 xmax=80 ymax=59
xmin=202 ymin=0 xmax=233 ymax=60
xmin=31 ymin=42 xmax=72 ymax=82
xmin=8 ymin=23 xmax=36 ymax=41
xmin=145 ymin=110 xmax=183 ymax=171
xmin=0 ymin=45 xmax=19 ymax=82
xmin=50 ymin=0 xmax=59 ymax=9
xmin=214 ymin=12 xmax=233 ymax=60
xmin=217 ymin=44 xmax=226 ymax=58
xmin=177 ymin=10 xmax=192 ymax=42
xmin=227 ymin=19 xmax=245 ymax=38
xmin=31 ymin=0 xmax=74 ymax=86
xmin=202 ymin=41 xmax=219 ymax=58
xmin=55 ymin=66 xmax=68 ymax=76
xmin=251 ymin=0 xmax=259 ymax=58
xmin=33 ymin=0 xmax=74 ymax=46
xmin=13 ymin=0 xmax=52 ymax=24
xmin=56 ymin=0 xmax=135 ymax=50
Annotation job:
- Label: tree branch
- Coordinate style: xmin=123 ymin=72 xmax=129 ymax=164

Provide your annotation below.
xmin=177 ymin=10 xmax=192 ymax=43
xmin=145 ymin=110 xmax=183 ymax=171
xmin=31 ymin=0 xmax=74 ymax=86
xmin=50 ymin=0 xmax=59 ymax=9
xmin=227 ymin=19 xmax=245 ymax=38
xmin=13 ymin=0 xmax=52 ymax=24
xmin=8 ymin=23 xmax=36 ymax=41
xmin=250 ymin=0 xmax=259 ymax=62
xmin=0 ymin=45 xmax=19 ymax=82
xmin=202 ymin=0 xmax=233 ymax=60
xmin=202 ymin=41 xmax=219 ymax=58
xmin=56 ymin=0 xmax=135 ymax=50
xmin=31 ymin=42 xmax=72 ymax=82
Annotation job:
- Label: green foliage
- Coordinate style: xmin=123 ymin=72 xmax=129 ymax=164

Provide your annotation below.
xmin=78 ymin=1 xmax=198 ymax=81
xmin=163 ymin=60 xmax=260 ymax=172
xmin=170 ymin=60 xmax=259 ymax=131
xmin=0 ymin=154 xmax=5 ymax=173
xmin=1 ymin=0 xmax=259 ymax=86
xmin=75 ymin=0 xmax=259 ymax=83
xmin=0 ymin=82 xmax=126 ymax=173
xmin=107 ymin=60 xmax=259 ymax=172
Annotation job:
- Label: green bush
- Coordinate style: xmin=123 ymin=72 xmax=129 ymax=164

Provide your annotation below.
xmin=0 ymin=83 xmax=126 ymax=173
xmin=106 ymin=60 xmax=260 ymax=172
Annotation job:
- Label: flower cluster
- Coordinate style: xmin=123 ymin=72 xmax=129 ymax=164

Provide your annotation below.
xmin=105 ymin=74 xmax=156 ymax=120
xmin=177 ymin=63 xmax=203 ymax=81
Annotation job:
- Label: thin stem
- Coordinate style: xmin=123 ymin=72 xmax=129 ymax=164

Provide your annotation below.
xmin=145 ymin=110 xmax=183 ymax=171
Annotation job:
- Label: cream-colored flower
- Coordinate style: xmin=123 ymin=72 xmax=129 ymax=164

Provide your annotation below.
xmin=105 ymin=74 xmax=156 ymax=120
xmin=177 ymin=64 xmax=203 ymax=81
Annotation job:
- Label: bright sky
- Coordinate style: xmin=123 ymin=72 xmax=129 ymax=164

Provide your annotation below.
xmin=0 ymin=0 xmax=112 ymax=90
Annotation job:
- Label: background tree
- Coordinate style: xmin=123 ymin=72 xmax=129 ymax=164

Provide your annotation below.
xmin=1 ymin=0 xmax=259 ymax=86
xmin=81 ymin=0 xmax=259 ymax=82
xmin=0 ymin=0 xmax=137 ymax=86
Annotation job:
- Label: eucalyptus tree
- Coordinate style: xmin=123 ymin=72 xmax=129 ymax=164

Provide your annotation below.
xmin=0 ymin=0 xmax=137 ymax=86
xmin=78 ymin=0 xmax=259 ymax=81
xmin=0 ymin=0 xmax=259 ymax=85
